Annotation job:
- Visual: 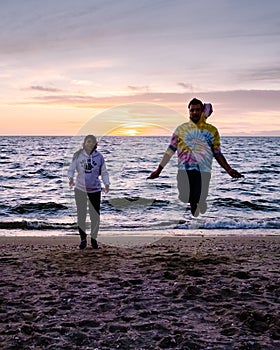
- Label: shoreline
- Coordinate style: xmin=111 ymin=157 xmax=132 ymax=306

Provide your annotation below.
xmin=0 ymin=228 xmax=279 ymax=248
xmin=0 ymin=231 xmax=279 ymax=248
xmin=0 ymin=228 xmax=279 ymax=236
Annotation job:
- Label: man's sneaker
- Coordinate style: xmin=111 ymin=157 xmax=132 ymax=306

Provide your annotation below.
xmin=91 ymin=238 xmax=99 ymax=249
xmin=79 ymin=239 xmax=87 ymax=250
xmin=190 ymin=203 xmax=200 ymax=217
xmin=199 ymin=202 xmax=207 ymax=214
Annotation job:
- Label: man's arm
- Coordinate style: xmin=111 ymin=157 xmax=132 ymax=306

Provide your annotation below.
xmin=148 ymin=131 xmax=178 ymax=179
xmin=147 ymin=153 xmax=172 ymax=179
xmin=215 ymin=154 xmax=243 ymax=178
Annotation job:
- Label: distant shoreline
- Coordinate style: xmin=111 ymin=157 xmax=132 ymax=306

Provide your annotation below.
xmin=0 ymin=135 xmax=279 ymax=137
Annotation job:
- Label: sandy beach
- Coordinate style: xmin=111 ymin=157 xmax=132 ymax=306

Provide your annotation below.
xmin=0 ymin=233 xmax=279 ymax=349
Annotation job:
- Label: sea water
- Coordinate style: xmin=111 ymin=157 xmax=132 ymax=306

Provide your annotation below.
xmin=0 ymin=136 xmax=279 ymax=236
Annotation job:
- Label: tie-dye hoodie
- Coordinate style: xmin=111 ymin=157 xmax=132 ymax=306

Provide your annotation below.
xmin=165 ymin=117 xmax=222 ymax=172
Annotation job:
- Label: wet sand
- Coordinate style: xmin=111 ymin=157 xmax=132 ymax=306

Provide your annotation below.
xmin=0 ymin=234 xmax=279 ymax=349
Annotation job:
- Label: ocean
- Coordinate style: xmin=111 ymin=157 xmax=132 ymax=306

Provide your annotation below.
xmin=0 ymin=136 xmax=279 ymax=236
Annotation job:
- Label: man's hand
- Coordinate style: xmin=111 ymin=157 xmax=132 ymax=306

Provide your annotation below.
xmin=215 ymin=154 xmax=244 ymax=179
xmin=147 ymin=165 xmax=163 ymax=179
xmin=228 ymin=168 xmax=244 ymax=178
xmin=147 ymin=170 xmax=160 ymax=179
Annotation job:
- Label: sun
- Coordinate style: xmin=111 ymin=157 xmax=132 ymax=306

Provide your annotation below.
xmin=108 ymin=126 xmax=141 ymax=136
xmin=125 ymin=129 xmax=139 ymax=136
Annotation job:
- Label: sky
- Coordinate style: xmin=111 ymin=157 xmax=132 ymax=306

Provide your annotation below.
xmin=1 ymin=0 xmax=280 ymax=136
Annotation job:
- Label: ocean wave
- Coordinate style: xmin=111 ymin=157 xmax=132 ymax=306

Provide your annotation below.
xmin=46 ymin=161 xmax=64 ymax=167
xmin=0 ymin=220 xmax=76 ymax=230
xmin=27 ymin=168 xmax=58 ymax=179
xmin=0 ymin=175 xmax=21 ymax=180
xmin=8 ymin=162 xmax=21 ymax=169
xmin=176 ymin=217 xmax=280 ymax=230
xmin=104 ymin=197 xmax=169 ymax=209
xmin=247 ymin=169 xmax=279 ymax=175
xmin=0 ymin=217 xmax=279 ymax=231
xmin=10 ymin=202 xmax=68 ymax=214
xmin=213 ymin=198 xmax=277 ymax=211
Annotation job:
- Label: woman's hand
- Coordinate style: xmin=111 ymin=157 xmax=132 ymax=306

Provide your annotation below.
xmin=68 ymin=178 xmax=75 ymax=187
xmin=103 ymin=185 xmax=110 ymax=193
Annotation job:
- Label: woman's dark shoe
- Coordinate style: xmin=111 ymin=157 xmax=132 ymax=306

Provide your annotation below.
xmin=79 ymin=239 xmax=87 ymax=250
xmin=91 ymin=238 xmax=99 ymax=249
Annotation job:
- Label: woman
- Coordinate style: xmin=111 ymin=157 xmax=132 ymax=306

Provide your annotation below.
xmin=68 ymin=135 xmax=110 ymax=249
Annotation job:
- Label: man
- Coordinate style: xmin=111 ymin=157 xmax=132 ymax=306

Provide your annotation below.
xmin=148 ymin=98 xmax=243 ymax=217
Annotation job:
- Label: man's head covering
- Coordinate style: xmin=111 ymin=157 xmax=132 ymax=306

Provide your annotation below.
xmin=203 ymin=103 xmax=213 ymax=118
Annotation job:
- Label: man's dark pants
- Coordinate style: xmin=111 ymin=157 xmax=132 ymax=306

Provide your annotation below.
xmin=177 ymin=169 xmax=211 ymax=205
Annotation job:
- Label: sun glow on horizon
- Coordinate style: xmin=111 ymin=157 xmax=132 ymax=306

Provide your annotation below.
xmin=125 ymin=129 xmax=140 ymax=136
xmin=101 ymin=122 xmax=173 ymax=136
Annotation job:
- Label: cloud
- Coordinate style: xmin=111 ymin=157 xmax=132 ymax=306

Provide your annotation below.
xmin=32 ymin=94 xmax=95 ymax=103
xmin=238 ymin=66 xmax=280 ymax=81
xmin=128 ymin=85 xmax=150 ymax=92
xmin=178 ymin=82 xmax=195 ymax=91
xmin=0 ymin=1 xmax=110 ymax=55
xmin=16 ymin=89 xmax=280 ymax=113
xmin=28 ymin=85 xmax=63 ymax=92
xmin=7 ymin=88 xmax=280 ymax=136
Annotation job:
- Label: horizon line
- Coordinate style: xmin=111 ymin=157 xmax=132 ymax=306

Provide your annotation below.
xmin=1 ymin=134 xmax=279 ymax=137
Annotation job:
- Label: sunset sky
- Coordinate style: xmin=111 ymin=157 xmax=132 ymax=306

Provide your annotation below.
xmin=1 ymin=0 xmax=279 ymax=136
